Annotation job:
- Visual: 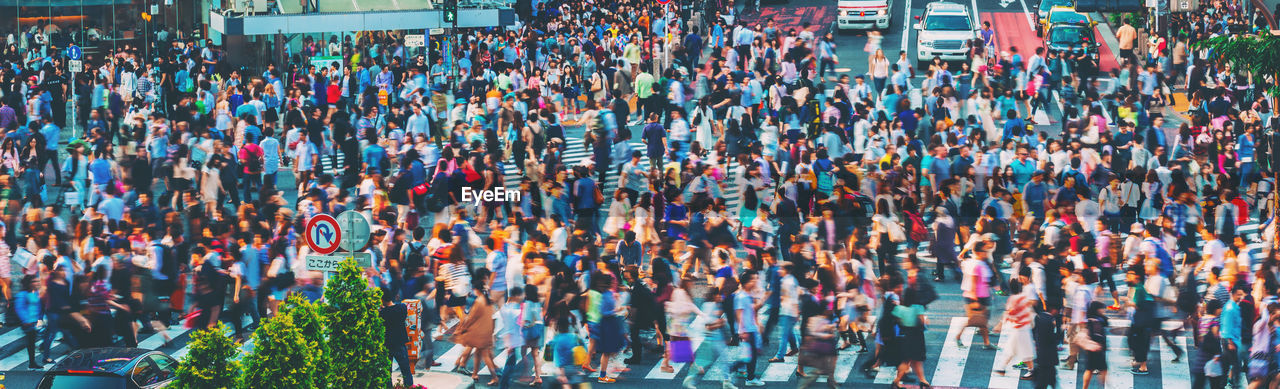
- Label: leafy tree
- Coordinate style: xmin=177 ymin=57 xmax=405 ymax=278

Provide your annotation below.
xmin=1197 ymin=34 xmax=1280 ymax=96
xmin=172 ymin=323 xmax=241 ymax=389
xmin=283 ymin=293 xmax=331 ymax=388
xmin=324 ymin=259 xmax=391 ymax=388
xmin=242 ymin=312 xmax=317 ymax=389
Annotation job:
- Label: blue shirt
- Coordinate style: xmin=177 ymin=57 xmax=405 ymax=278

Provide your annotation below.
xmin=14 ymin=290 xmax=39 ymax=325
xmin=734 ymin=290 xmax=759 ymax=334
xmin=241 ymin=245 xmax=261 ymax=289
xmin=41 ymin=123 xmax=60 ymax=150
xmin=1222 ymin=299 xmax=1242 ymax=347
xmin=100 ymin=197 xmax=125 ymax=220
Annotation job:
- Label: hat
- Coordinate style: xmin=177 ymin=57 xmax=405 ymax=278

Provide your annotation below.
xmin=1129 ymin=222 xmax=1145 ymax=234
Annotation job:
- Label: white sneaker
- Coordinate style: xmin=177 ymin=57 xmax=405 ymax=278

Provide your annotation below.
xmin=683 ymin=377 xmax=698 ymax=389
xmin=722 ymin=380 xmax=739 ymax=389
xmin=745 ymin=379 xmax=765 ymax=386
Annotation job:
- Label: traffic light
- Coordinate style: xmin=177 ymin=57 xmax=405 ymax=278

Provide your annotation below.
xmin=443 ymin=0 xmax=457 ymax=23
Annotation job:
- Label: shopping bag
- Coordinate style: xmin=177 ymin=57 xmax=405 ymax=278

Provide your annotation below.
xmin=667 ymin=339 xmax=693 ymax=363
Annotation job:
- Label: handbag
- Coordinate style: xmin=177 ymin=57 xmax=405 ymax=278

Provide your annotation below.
xmin=543 ymin=343 xmax=554 ymax=362
xmin=1072 ymin=330 xmax=1101 ymax=352
xmin=667 ymin=338 xmax=694 ymax=363
xmin=1205 ymin=356 xmax=1224 ymax=377
xmin=884 ymin=219 xmax=906 ymax=243
xmin=572 ymin=338 xmax=589 ymax=366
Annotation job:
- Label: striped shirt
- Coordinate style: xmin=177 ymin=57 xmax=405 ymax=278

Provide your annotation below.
xmin=1005 ymin=292 xmax=1035 ymax=329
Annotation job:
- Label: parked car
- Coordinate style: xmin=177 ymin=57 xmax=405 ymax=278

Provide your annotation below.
xmin=914 ymin=1 xmax=977 ymax=69
xmin=1038 ymin=6 xmax=1092 ymax=36
xmin=38 ymin=348 xmax=178 ymax=389
xmin=837 ymin=0 xmax=893 ymax=30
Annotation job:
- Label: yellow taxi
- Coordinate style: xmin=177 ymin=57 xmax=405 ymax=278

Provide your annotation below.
xmin=1038 ymin=6 xmax=1093 ymax=37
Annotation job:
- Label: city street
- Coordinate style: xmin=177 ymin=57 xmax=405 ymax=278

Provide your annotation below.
xmin=0 ymin=0 xmax=1223 ymax=387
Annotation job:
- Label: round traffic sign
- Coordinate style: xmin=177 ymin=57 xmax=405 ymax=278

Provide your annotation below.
xmin=336 ymin=211 xmax=372 ymax=252
xmin=66 ymin=45 xmax=82 ymax=61
xmin=305 ymin=214 xmax=342 ymax=254
xmin=656 ymin=0 xmax=670 ymax=4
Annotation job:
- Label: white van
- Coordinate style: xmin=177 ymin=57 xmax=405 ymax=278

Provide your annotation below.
xmin=837 ymin=0 xmax=892 ymax=30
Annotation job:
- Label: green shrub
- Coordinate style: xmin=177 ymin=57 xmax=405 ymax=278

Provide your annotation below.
xmin=242 ymin=312 xmax=317 ymax=389
xmin=171 ymin=323 xmax=241 ymax=389
xmin=283 ymin=293 xmax=331 ymax=388
xmin=324 ymin=259 xmax=391 ymax=389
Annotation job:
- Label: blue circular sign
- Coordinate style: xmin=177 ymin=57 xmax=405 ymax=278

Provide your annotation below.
xmin=66 ymin=45 xmax=82 ymax=61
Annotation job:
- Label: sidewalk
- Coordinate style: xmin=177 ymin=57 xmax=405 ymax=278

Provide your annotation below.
xmin=393 ymin=370 xmax=474 ymax=389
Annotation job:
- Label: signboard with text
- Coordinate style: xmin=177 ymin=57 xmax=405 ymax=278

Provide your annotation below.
xmin=306 ymin=252 xmax=374 ymax=272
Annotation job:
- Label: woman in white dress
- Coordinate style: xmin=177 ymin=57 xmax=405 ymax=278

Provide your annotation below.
xmin=602 ymin=191 xmax=632 ymax=238
xmin=691 ymin=99 xmax=716 ymax=148
xmin=632 ymin=194 xmax=660 ymax=246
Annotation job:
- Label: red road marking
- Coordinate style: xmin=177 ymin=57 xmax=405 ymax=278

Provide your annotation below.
xmin=739 ymin=6 xmax=836 ymax=33
xmin=982 ymin=12 xmax=1119 ymax=72
xmin=1094 ymin=28 xmax=1119 ymax=72
xmin=983 ymin=12 xmax=1043 ymax=58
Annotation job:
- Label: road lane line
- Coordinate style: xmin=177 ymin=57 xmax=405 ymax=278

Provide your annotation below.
xmin=931 ymin=316 xmax=974 ymax=387
xmin=1017 ymin=0 xmax=1036 ymax=30
xmin=901 ymin=0 xmax=913 ymax=51
xmin=987 ymin=327 xmax=1019 ymax=389
xmin=1105 ymin=335 xmax=1134 ymax=389
xmin=1160 ymin=336 xmax=1190 ymax=388
xmin=431 ymin=344 xmax=467 ymax=372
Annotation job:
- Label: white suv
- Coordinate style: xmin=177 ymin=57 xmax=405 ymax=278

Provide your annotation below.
xmin=913 ymin=2 xmax=976 ymax=69
xmin=837 ymin=0 xmax=892 ymax=30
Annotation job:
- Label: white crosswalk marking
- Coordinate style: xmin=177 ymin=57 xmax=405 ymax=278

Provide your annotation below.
xmin=760 ymin=356 xmax=797 ymax=381
xmin=1105 ymin=335 xmax=1134 ymax=389
xmin=645 ymin=314 xmax=707 ymax=379
xmin=987 ymin=327 xmax=1020 ymax=389
xmin=827 ymin=344 xmax=861 ymax=383
xmin=932 ymin=317 xmax=975 ymax=386
xmin=136 ymin=327 xmax=190 ymax=349
xmin=1160 ymin=336 xmax=1190 ymax=387
xmin=431 ymin=344 xmax=467 ymax=372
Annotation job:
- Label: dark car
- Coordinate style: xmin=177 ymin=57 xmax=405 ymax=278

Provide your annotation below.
xmin=38 ymin=348 xmax=178 ymax=389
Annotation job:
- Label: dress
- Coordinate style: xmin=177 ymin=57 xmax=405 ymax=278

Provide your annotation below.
xmin=453 ymin=297 xmax=496 ymax=349
xmin=892 ymin=304 xmax=927 ymax=362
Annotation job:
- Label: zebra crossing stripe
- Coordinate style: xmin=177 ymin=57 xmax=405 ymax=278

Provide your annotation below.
xmin=136 ymin=327 xmax=191 ymax=349
xmin=986 ymin=327 xmax=1020 ymax=389
xmin=932 ymin=317 xmax=974 ymax=387
xmin=430 ymin=344 xmax=467 ymax=372
xmin=1105 ymin=335 xmax=1135 ymax=389
xmin=1058 ymin=344 xmax=1078 ymax=388
xmin=826 ymin=340 xmax=862 ymax=383
xmin=1160 ymin=336 xmax=1190 ymax=386
xmin=644 ymin=314 xmax=708 ymax=379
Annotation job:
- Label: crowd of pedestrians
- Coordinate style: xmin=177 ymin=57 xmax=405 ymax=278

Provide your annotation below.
xmin=0 ymin=0 xmax=1278 ymax=388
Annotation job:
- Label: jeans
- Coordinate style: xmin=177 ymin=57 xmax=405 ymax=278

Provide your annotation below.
xmin=242 ymin=172 xmax=262 ymax=203
xmin=498 ymin=348 xmax=523 ymax=389
xmin=773 ymin=315 xmax=799 ymax=359
xmin=41 ymin=312 xmax=75 ymax=357
xmin=731 ymin=332 xmax=760 ymax=381
xmin=390 ymin=344 xmax=414 ymax=386
xmin=818 ymin=58 xmax=836 ymax=79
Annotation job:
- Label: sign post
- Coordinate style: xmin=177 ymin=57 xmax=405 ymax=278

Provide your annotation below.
xmin=66 ymin=44 xmax=82 ymax=138
xmin=304 ymin=214 xmax=342 ymax=254
xmin=305 ymin=252 xmax=374 ymax=272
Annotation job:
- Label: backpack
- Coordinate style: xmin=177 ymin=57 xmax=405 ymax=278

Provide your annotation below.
xmin=405 ymin=242 xmax=427 ymax=271
xmin=905 ymin=210 xmax=929 ymax=242
xmin=154 ymin=243 xmax=178 ymax=280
